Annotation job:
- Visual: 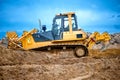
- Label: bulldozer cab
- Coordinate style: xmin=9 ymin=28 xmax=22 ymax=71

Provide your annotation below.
xmin=32 ymin=12 xmax=86 ymax=43
xmin=52 ymin=12 xmax=78 ymax=40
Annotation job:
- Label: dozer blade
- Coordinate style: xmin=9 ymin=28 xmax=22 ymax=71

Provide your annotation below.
xmin=85 ymin=32 xmax=111 ymax=51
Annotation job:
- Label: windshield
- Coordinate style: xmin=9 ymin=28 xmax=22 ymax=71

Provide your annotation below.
xmin=64 ymin=18 xmax=76 ymax=31
xmin=52 ymin=19 xmax=61 ymax=36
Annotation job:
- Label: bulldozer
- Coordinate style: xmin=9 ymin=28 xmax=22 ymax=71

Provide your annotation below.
xmin=6 ymin=12 xmax=111 ymax=57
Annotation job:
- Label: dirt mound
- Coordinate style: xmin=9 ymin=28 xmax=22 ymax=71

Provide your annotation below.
xmin=0 ymin=45 xmax=120 ymax=80
xmin=110 ymin=33 xmax=120 ymax=44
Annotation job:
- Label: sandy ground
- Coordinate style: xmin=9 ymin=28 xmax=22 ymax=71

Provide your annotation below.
xmin=0 ymin=44 xmax=120 ymax=80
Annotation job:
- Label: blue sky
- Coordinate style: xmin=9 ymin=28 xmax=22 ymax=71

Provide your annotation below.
xmin=0 ymin=0 xmax=120 ymax=39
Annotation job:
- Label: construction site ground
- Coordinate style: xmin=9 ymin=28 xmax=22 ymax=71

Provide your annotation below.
xmin=0 ymin=44 xmax=120 ymax=80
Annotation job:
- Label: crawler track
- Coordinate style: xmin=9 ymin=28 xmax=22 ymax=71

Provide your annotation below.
xmin=32 ymin=43 xmax=88 ymax=57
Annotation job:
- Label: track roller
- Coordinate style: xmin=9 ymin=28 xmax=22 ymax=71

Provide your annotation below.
xmin=74 ymin=46 xmax=88 ymax=57
xmin=47 ymin=47 xmax=51 ymax=50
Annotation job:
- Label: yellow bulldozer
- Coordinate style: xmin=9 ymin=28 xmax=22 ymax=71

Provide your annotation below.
xmin=6 ymin=12 xmax=111 ymax=57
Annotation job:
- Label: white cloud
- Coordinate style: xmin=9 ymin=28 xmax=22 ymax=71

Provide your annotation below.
xmin=75 ymin=10 xmax=120 ymax=26
xmin=76 ymin=10 xmax=99 ymax=24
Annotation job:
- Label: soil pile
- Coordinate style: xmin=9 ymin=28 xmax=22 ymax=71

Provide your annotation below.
xmin=0 ymin=45 xmax=120 ymax=80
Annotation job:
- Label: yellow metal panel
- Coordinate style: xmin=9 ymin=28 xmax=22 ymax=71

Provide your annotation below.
xmin=18 ymin=28 xmax=38 ymax=42
xmin=21 ymin=34 xmax=52 ymax=50
xmin=68 ymin=14 xmax=73 ymax=34
xmin=63 ymin=30 xmax=87 ymax=40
